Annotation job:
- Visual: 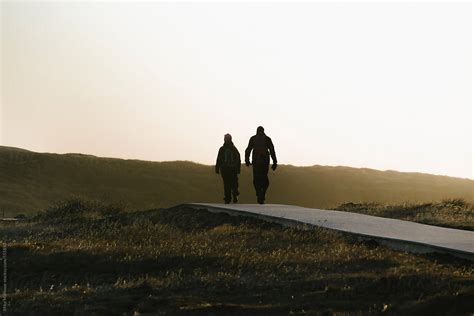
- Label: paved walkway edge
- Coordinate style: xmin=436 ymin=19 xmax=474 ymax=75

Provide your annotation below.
xmin=183 ymin=203 xmax=474 ymax=261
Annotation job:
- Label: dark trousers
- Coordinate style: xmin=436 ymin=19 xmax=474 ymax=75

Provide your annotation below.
xmin=253 ymin=164 xmax=269 ymax=201
xmin=221 ymin=170 xmax=239 ymax=202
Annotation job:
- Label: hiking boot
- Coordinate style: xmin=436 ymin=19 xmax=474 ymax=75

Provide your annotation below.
xmin=233 ymin=195 xmax=238 ymax=203
xmin=257 ymin=197 xmax=265 ymax=205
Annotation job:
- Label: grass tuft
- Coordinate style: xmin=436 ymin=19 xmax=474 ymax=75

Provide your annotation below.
xmin=34 ymin=197 xmax=125 ymax=222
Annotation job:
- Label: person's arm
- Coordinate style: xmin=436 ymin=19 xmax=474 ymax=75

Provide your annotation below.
xmin=235 ymin=147 xmax=241 ymax=174
xmin=267 ymin=137 xmax=278 ymax=170
xmin=267 ymin=137 xmax=277 ymax=164
xmin=244 ymin=136 xmax=254 ymax=166
xmin=215 ymin=147 xmax=222 ymax=173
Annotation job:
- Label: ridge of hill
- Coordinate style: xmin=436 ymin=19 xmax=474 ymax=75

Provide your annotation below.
xmin=1 ymin=146 xmax=472 ymax=216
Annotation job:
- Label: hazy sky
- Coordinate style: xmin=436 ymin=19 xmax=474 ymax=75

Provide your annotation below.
xmin=1 ymin=2 xmax=472 ymax=179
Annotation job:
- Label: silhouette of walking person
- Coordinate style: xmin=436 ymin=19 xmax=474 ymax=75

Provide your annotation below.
xmin=215 ymin=134 xmax=241 ymax=204
xmin=245 ymin=126 xmax=277 ymax=204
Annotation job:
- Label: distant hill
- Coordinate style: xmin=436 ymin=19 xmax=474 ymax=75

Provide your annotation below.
xmin=1 ymin=146 xmax=473 ymax=216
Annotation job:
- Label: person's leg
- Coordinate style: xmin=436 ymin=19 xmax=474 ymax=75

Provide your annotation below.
xmin=253 ymin=174 xmax=259 ymax=196
xmin=231 ymin=173 xmax=239 ymax=203
xmin=260 ymin=163 xmax=270 ymax=201
xmin=256 ymin=177 xmax=265 ymax=204
xmin=253 ymin=171 xmax=265 ymax=204
xmin=261 ymin=173 xmax=269 ymax=202
xmin=252 ymin=166 xmax=262 ymax=203
xmin=221 ymin=172 xmax=231 ymax=203
xmin=235 ymin=174 xmax=239 ymax=196
xmin=252 ymin=166 xmax=260 ymax=198
xmin=255 ymin=164 xmax=269 ymax=204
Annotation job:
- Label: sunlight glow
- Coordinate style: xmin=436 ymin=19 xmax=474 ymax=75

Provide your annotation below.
xmin=1 ymin=2 xmax=472 ymax=178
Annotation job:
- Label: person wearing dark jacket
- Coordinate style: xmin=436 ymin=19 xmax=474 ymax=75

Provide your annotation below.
xmin=215 ymin=134 xmax=241 ymax=204
xmin=245 ymin=126 xmax=277 ymax=204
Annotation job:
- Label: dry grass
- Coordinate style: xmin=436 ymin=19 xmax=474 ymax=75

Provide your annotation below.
xmin=334 ymin=198 xmax=474 ymax=231
xmin=2 ymin=198 xmax=474 ymax=315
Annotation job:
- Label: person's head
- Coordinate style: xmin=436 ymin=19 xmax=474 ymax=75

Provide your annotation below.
xmin=256 ymin=126 xmax=264 ymax=134
xmin=224 ymin=133 xmax=232 ymax=143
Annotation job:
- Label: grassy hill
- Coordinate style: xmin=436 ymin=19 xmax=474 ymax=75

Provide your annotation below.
xmin=1 ymin=146 xmax=473 ymax=216
xmin=3 ymin=200 xmax=474 ymax=314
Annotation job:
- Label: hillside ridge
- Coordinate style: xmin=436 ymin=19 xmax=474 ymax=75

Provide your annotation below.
xmin=1 ymin=145 xmax=472 ymax=216
xmin=1 ymin=145 xmax=470 ymax=180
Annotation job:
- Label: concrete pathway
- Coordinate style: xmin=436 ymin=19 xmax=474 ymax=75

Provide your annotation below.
xmin=186 ymin=203 xmax=474 ymax=261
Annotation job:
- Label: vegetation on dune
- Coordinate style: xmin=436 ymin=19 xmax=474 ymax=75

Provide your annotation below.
xmin=1 ymin=146 xmax=473 ymax=216
xmin=2 ymin=198 xmax=474 ymax=315
xmin=334 ymin=198 xmax=474 ymax=231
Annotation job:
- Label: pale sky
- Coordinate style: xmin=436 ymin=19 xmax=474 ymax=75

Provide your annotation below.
xmin=1 ymin=2 xmax=472 ymax=179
